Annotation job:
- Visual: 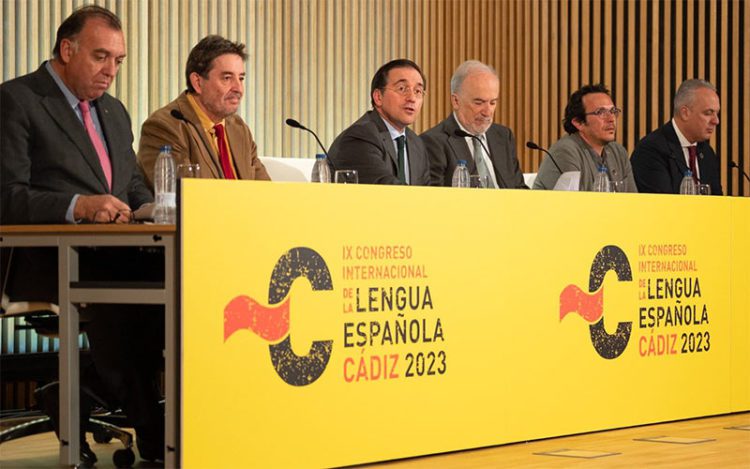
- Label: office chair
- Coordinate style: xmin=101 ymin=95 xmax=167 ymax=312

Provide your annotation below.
xmin=1 ymin=248 xmax=137 ymax=468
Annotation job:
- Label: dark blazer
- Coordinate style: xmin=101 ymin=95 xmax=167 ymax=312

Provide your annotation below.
xmin=420 ymin=114 xmax=528 ymax=188
xmin=328 ymin=110 xmax=430 ymax=185
xmin=1 ymin=63 xmax=153 ymax=225
xmin=630 ymin=121 xmax=723 ymax=195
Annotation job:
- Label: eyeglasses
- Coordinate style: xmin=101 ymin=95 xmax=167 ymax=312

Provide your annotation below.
xmin=585 ymin=107 xmax=623 ymax=118
xmin=383 ymin=84 xmax=426 ymax=99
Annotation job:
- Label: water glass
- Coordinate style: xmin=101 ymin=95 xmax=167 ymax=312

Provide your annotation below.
xmin=334 ymin=169 xmax=359 ymax=184
xmin=698 ymin=184 xmax=711 ymax=195
xmin=177 ymin=163 xmax=201 ymax=178
xmin=469 ymin=175 xmax=488 ymax=188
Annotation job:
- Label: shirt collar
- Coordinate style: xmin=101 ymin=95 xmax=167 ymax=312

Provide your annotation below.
xmin=671 ymin=118 xmax=696 ymax=148
xmin=379 ymin=115 xmax=406 ymax=141
xmin=45 ymin=60 xmax=81 ymax=110
xmin=186 ymin=92 xmax=225 ymax=132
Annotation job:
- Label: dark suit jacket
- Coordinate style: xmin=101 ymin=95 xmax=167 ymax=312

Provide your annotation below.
xmin=1 ymin=63 xmax=153 ymax=225
xmin=631 ymin=121 xmax=723 ymax=195
xmin=328 ymin=110 xmax=430 ymax=185
xmin=420 ymin=114 xmax=528 ymax=188
xmin=1 ymin=63 xmax=153 ymax=302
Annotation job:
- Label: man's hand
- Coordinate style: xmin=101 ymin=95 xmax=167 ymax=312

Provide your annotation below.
xmin=74 ymin=195 xmax=132 ymax=223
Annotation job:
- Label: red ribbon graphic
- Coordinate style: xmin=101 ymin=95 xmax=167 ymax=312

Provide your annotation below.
xmin=224 ymin=296 xmax=290 ymax=341
xmin=559 ymin=284 xmax=604 ymax=323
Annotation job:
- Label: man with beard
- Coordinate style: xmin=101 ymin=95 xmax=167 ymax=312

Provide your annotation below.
xmin=631 ymin=79 xmax=723 ymax=195
xmin=421 ymin=60 xmax=527 ymax=188
xmin=138 ymin=35 xmax=270 ymax=185
xmin=328 ymin=59 xmax=430 ymax=185
xmin=533 ymin=84 xmax=637 ymax=192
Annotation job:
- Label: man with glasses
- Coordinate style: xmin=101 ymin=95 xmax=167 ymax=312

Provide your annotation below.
xmin=631 ymin=79 xmax=722 ymax=195
xmin=0 ymin=6 xmax=164 ymax=463
xmin=328 ymin=59 xmax=430 ymax=185
xmin=533 ymin=84 xmax=637 ymax=192
xmin=421 ymin=60 xmax=527 ymax=188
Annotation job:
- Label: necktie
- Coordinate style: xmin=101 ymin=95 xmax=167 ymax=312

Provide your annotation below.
xmin=688 ymin=146 xmax=699 ymax=184
xmin=396 ymin=135 xmax=407 ymax=184
xmin=79 ymin=101 xmax=112 ymax=190
xmin=213 ymin=123 xmax=236 ymax=179
xmin=473 ymin=136 xmax=495 ymax=188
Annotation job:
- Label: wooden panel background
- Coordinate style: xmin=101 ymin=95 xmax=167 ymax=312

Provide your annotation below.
xmin=1 ymin=0 xmax=748 ymax=195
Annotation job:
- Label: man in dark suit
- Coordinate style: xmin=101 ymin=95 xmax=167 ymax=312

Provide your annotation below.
xmin=631 ymin=79 xmax=723 ymax=195
xmin=0 ymin=6 xmax=164 ymax=463
xmin=328 ymin=59 xmax=430 ymax=185
xmin=421 ymin=60 xmax=527 ymax=188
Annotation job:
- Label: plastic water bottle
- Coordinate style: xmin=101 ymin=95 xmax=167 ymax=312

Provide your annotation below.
xmin=311 ymin=153 xmax=331 ymax=183
xmin=153 ymin=145 xmax=176 ymax=224
xmin=592 ymin=165 xmax=610 ymax=192
xmin=452 ymin=160 xmax=470 ymax=187
xmin=679 ymin=170 xmax=698 ymax=195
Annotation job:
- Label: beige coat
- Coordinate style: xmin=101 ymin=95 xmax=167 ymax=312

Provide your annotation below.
xmin=137 ymin=91 xmax=270 ymax=187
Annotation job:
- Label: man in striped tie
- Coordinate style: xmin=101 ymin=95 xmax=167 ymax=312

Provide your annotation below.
xmin=421 ymin=60 xmax=528 ymax=189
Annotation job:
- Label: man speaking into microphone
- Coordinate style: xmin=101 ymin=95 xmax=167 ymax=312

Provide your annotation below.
xmin=137 ymin=35 xmax=270 ymax=185
xmin=421 ymin=60 xmax=527 ymax=188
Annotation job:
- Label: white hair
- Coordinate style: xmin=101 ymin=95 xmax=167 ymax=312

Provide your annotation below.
xmin=450 ymin=60 xmax=498 ymax=94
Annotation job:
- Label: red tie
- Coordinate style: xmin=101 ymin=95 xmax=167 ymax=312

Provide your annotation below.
xmin=213 ymin=123 xmax=236 ymax=179
xmin=79 ymin=101 xmax=112 ymax=190
xmin=688 ymin=146 xmax=699 ymax=184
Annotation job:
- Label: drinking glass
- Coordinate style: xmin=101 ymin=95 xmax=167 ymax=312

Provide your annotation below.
xmin=469 ymin=175 xmax=488 ymax=188
xmin=334 ymin=169 xmax=359 ymax=184
xmin=177 ymin=163 xmax=201 ymax=178
xmin=611 ymin=180 xmax=626 ymax=193
xmin=698 ymin=184 xmax=711 ymax=195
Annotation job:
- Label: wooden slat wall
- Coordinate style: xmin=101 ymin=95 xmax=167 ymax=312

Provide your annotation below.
xmin=1 ymin=0 xmax=747 ymax=195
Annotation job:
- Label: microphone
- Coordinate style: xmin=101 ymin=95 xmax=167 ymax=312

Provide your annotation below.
xmin=170 ymin=109 xmax=229 ymax=178
xmin=730 ymin=160 xmax=750 ymax=183
xmin=453 ymin=129 xmax=492 ymax=157
xmin=526 ymin=140 xmax=563 ymax=174
xmin=285 ymin=118 xmax=336 ymax=171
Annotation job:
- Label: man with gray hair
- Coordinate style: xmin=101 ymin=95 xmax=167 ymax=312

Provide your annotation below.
xmin=631 ymin=79 xmax=723 ymax=194
xmin=420 ymin=60 xmax=527 ymax=188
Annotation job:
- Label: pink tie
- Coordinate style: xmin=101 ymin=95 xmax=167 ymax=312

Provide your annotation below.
xmin=79 ymin=100 xmax=112 ymax=190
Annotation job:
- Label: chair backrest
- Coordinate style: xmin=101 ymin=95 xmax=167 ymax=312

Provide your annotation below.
xmin=259 ymin=156 xmax=316 ymax=182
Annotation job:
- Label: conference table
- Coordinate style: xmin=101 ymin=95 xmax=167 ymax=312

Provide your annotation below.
xmin=1 ymin=181 xmax=748 ymax=468
xmin=0 ymin=224 xmax=178 ymax=467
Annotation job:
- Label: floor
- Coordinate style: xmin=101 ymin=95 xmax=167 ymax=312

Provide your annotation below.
xmin=0 ymin=412 xmax=747 ymax=468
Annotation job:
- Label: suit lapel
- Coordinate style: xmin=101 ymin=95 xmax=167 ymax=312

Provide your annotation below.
xmin=40 ymin=92 xmax=110 ymax=193
xmin=369 ymin=112 xmax=399 ymax=168
xmin=225 ymin=118 xmax=250 ymax=178
xmin=177 ymin=95 xmax=222 ymax=179
xmin=445 ymin=116 xmax=475 ymax=172
xmin=665 ymin=122 xmax=689 ymax=176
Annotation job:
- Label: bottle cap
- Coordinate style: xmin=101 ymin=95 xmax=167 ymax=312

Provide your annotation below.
xmin=685 ymin=170 xmax=693 ymax=177
xmin=316 ymin=153 xmax=326 ymax=159
xmin=160 ymin=145 xmax=172 ymax=152
xmin=458 ymin=159 xmax=467 ymax=166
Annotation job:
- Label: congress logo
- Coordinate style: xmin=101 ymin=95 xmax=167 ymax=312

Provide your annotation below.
xmin=559 ymin=245 xmax=633 ymax=359
xmin=224 ymin=247 xmax=333 ymax=385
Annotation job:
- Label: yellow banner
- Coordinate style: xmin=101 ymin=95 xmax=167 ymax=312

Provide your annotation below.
xmin=181 ymin=180 xmax=749 ymax=468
